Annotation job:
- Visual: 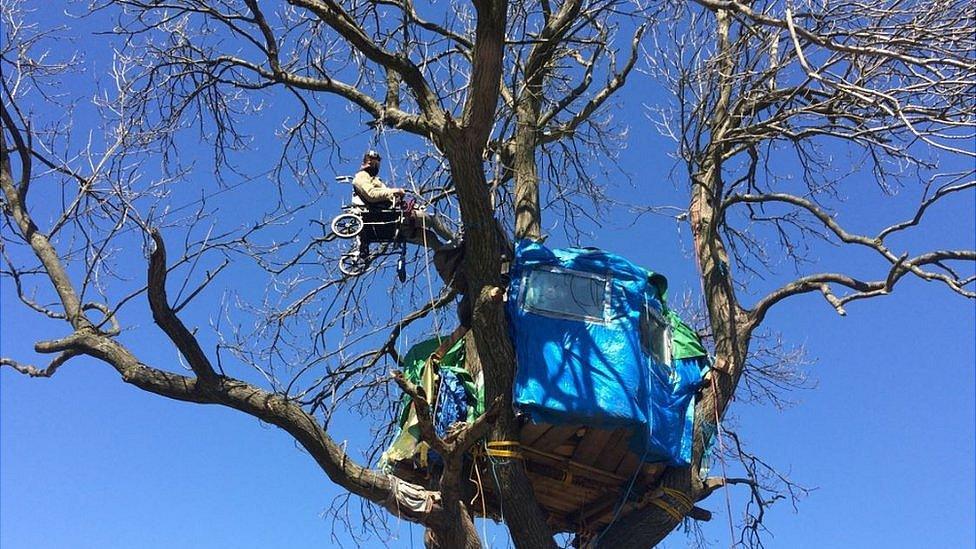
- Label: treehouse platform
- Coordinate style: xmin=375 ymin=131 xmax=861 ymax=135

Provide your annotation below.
xmin=474 ymin=422 xmax=667 ymax=534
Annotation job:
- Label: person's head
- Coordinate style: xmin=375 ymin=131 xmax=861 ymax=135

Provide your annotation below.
xmin=362 ymin=150 xmax=381 ymax=175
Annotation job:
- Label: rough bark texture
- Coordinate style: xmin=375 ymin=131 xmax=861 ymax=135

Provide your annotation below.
xmin=431 ymin=2 xmax=557 ymax=546
xmin=444 ymin=133 xmax=557 ymax=549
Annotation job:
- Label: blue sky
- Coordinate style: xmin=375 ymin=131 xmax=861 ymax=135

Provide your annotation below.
xmin=2 ymin=3 xmax=974 ymax=548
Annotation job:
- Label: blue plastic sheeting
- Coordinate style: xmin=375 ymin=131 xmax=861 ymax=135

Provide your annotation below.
xmin=508 ymin=240 xmax=654 ymax=429
xmin=646 ymin=356 xmax=707 ymax=465
xmin=435 ymin=368 xmax=470 ymax=438
xmin=507 ymin=239 xmax=704 ymax=466
xmin=427 ymin=368 xmax=470 ymax=466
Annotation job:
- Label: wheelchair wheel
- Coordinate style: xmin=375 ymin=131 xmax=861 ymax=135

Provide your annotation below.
xmin=331 ymin=213 xmax=363 ymax=238
xmin=338 ymin=253 xmax=368 ymax=276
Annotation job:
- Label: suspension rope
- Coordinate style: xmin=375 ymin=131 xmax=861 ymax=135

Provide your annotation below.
xmin=376 ymin=112 xmax=445 ymax=334
xmin=469 ymin=452 xmax=489 ymax=543
xmin=591 ymin=445 xmax=649 ymax=547
xmin=711 ymin=372 xmax=737 ymax=547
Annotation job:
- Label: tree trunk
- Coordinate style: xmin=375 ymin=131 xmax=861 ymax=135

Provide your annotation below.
xmin=514 ymin=96 xmax=542 ymax=240
xmin=441 ymin=124 xmax=556 ymax=548
xmin=426 ymin=453 xmax=482 ymax=549
xmin=597 ymin=8 xmax=751 ymax=546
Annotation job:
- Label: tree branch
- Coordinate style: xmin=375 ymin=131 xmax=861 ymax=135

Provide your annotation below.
xmin=1 ymin=112 xmax=89 ymax=328
xmin=147 ymin=229 xmax=218 ymax=382
xmin=1 ymin=350 xmax=82 ymax=378
xmin=541 ymin=24 xmax=646 ymax=144
xmin=724 ymin=193 xmax=976 ymax=325
xmin=286 ymin=0 xmax=446 ymax=127
xmin=691 ymin=0 xmax=975 ymax=71
xmin=392 ymin=370 xmax=450 ymax=457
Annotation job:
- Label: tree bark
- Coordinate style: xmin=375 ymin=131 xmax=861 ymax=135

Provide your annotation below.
xmin=444 ymin=128 xmax=556 ymax=548
xmin=514 ymin=93 xmax=542 ymax=240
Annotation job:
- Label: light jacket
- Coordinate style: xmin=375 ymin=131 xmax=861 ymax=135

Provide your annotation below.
xmin=352 ymin=170 xmax=398 ymax=203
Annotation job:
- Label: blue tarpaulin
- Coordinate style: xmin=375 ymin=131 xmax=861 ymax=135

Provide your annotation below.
xmin=647 ymin=356 xmax=707 ymax=465
xmin=435 ymin=368 xmax=470 ymax=438
xmin=507 ymin=239 xmax=705 ymax=466
xmin=427 ymin=367 xmax=470 ymax=466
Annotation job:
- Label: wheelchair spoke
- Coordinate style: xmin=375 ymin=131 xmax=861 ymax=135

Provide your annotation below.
xmin=331 ymin=213 xmax=364 ymax=238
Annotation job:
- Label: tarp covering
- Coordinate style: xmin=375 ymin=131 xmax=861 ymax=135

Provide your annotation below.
xmin=435 ymin=368 xmax=470 ymax=438
xmin=384 ymin=240 xmax=708 ymax=468
xmin=507 ymin=240 xmax=654 ymax=430
xmin=381 ymin=338 xmax=441 ymax=468
xmin=646 ymin=356 xmax=707 ymax=465
xmin=437 ymin=336 xmax=484 ymax=422
xmin=508 ymin=239 xmax=706 ymax=466
xmin=647 ymin=270 xmax=708 ymax=361
xmin=381 ymin=335 xmax=481 ymax=469
xmin=668 ymin=310 xmax=708 ymax=360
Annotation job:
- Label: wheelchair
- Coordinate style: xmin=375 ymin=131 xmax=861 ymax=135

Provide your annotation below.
xmin=330 ymin=180 xmax=414 ymax=280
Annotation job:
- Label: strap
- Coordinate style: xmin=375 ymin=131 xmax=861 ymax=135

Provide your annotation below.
xmin=647 ymin=487 xmax=694 ymax=522
xmin=661 ymin=487 xmax=694 ymax=511
xmin=650 ymin=498 xmax=684 ymax=522
xmin=485 ymin=440 xmax=523 ymax=460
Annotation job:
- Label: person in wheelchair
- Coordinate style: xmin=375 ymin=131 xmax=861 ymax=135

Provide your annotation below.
xmin=353 ymin=150 xmax=457 ymax=250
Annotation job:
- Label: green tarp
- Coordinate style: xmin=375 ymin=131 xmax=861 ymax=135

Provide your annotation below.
xmin=648 ymin=270 xmax=708 ymax=360
xmin=380 ymin=335 xmax=482 ymax=469
xmin=668 ymin=310 xmax=707 ymax=360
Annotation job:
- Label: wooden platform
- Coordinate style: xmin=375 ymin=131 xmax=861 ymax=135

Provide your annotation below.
xmin=471 ymin=422 xmax=666 ymax=535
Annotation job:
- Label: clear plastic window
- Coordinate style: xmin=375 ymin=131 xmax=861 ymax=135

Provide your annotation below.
xmin=641 ymin=303 xmax=671 ymax=366
xmin=521 ymin=267 xmax=609 ymax=323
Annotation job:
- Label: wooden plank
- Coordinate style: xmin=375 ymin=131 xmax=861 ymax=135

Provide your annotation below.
xmin=585 ymin=466 xmax=667 ymax=527
xmin=521 ymin=447 xmax=626 ymax=486
xmin=528 ymin=424 xmax=579 ymax=453
xmin=572 ymin=427 xmax=614 ymax=467
xmin=551 ymin=443 xmax=576 ymax=457
xmin=592 ymin=428 xmax=633 ymax=473
xmin=574 ymin=490 xmax=625 ymax=525
xmin=530 ymin=478 xmax=590 ymax=513
xmin=575 ymin=470 xmax=669 ymax=529
xmin=591 ymin=468 xmax=669 ymax=528
xmin=519 ymin=422 xmax=552 ymax=447
xmin=614 ymin=451 xmax=640 ymax=477
xmin=591 ymin=499 xmax=640 ymax=528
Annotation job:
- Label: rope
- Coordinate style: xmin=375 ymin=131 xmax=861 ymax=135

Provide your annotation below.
xmin=484 ymin=440 xmax=509 ymax=528
xmin=645 ymin=486 xmax=695 ymax=523
xmin=376 ymin=114 xmax=399 ymax=188
xmin=661 ymin=487 xmax=694 ymax=511
xmin=650 ymin=498 xmax=684 ymax=522
xmin=591 ymin=445 xmax=649 ymax=547
xmin=377 ymin=111 xmax=444 ymax=333
xmin=469 ymin=453 xmax=489 ymax=542
xmin=418 ymin=214 xmax=442 ymax=334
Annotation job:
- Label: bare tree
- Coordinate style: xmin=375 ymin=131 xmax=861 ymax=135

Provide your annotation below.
xmin=599 ymin=1 xmax=975 ymax=546
xmin=2 ymin=0 xmax=972 ymax=548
